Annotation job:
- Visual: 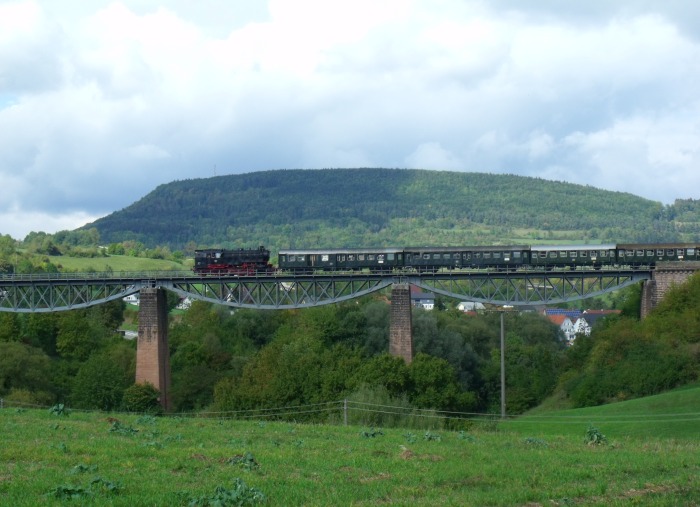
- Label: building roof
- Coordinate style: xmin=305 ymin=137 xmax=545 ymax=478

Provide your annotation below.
xmin=544 ymin=308 xmax=582 ymax=319
xmin=547 ymin=315 xmax=572 ymax=326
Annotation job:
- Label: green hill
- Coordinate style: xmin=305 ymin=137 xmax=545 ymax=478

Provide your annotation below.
xmin=84 ymin=168 xmax=700 ymax=250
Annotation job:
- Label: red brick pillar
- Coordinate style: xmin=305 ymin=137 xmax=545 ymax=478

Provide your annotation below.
xmin=389 ymin=284 xmax=413 ymax=363
xmin=640 ymin=280 xmax=656 ymax=319
xmin=136 ymin=288 xmax=171 ymax=410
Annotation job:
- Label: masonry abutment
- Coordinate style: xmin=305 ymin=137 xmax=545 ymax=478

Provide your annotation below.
xmin=389 ymin=284 xmax=413 ymax=363
xmin=640 ymin=262 xmax=700 ymax=318
xmin=136 ymin=288 xmax=172 ymax=410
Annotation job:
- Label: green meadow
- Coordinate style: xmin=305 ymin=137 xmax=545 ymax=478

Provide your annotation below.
xmin=2 ymin=388 xmax=700 ymax=506
xmin=45 ymin=254 xmax=190 ymax=273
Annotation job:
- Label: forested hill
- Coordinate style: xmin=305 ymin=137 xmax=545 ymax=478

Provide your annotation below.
xmin=85 ymin=168 xmax=700 ymax=251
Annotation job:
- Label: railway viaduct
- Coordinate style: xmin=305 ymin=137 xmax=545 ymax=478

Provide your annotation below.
xmin=2 ymin=263 xmax=699 ymax=410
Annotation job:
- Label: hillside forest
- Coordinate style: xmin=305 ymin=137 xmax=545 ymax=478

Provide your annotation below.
xmin=81 ymin=169 xmax=700 ymax=251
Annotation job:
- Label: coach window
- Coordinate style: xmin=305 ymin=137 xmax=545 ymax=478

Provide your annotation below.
xmin=562 ymin=251 xmax=569 ymax=258
xmin=453 ymin=253 xmax=460 ymax=259
xmin=475 ymin=252 xmax=482 ymax=259
xmin=513 ymin=252 xmax=521 ymax=259
xmin=368 ymin=254 xmax=375 ymax=261
xmin=666 ymin=249 xmax=674 ymax=256
xmin=636 ymin=250 xmax=643 ymax=257
xmin=387 ymin=254 xmax=394 ymax=260
xmin=484 ymin=253 xmax=491 ymax=259
xmin=299 ymin=255 xmax=305 ymax=262
xmin=358 ymin=254 xmax=365 ymax=261
xmin=288 ymin=255 xmax=296 ymax=262
xmin=548 ymin=251 xmax=556 ymax=258
xmin=322 ymin=255 xmax=329 ymax=262
xmin=645 ymin=250 xmax=652 ymax=256
xmin=339 ymin=255 xmax=345 ymax=261
xmin=348 ymin=255 xmax=355 ymax=261
xmin=688 ymin=249 xmax=696 ymax=256
xmin=656 ymin=249 xmax=663 ymax=256
xmin=423 ymin=254 xmax=430 ymax=260
xmin=581 ymin=251 xmax=587 ymax=257
xmin=677 ymin=249 xmax=684 ymax=256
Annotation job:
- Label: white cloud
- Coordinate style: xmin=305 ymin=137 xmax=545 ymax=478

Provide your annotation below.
xmin=1 ymin=0 xmax=700 ymax=240
xmin=405 ymin=142 xmax=463 ymax=171
xmin=0 ymin=208 xmax=103 ymax=240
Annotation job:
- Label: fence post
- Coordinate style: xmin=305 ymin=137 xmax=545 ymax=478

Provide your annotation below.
xmin=343 ymin=399 xmax=348 ymax=426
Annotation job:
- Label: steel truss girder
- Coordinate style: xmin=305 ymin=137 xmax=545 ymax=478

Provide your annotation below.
xmin=164 ymin=276 xmax=394 ymax=309
xmin=409 ymin=270 xmax=650 ymax=305
xmin=0 ymin=280 xmax=140 ymax=313
xmin=0 ymin=269 xmax=651 ymax=312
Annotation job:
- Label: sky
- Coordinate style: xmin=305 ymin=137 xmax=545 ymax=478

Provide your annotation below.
xmin=1 ymin=0 xmax=700 ymax=240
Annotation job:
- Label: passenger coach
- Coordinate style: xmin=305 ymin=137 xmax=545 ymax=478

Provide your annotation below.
xmin=616 ymin=243 xmax=700 ymax=267
xmin=529 ymin=244 xmax=617 ymax=270
xmin=403 ymin=246 xmax=530 ymax=271
xmin=278 ymin=248 xmax=404 ymax=273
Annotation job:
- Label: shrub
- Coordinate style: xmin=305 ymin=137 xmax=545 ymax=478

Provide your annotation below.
xmin=122 ymin=383 xmax=162 ymax=413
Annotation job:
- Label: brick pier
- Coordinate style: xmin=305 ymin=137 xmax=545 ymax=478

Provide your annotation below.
xmin=135 ymin=288 xmax=171 ymax=410
xmin=641 ymin=261 xmax=700 ymax=318
xmin=389 ymin=284 xmax=413 ymax=363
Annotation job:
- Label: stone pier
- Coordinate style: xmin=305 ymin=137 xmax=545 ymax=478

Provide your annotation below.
xmin=640 ymin=261 xmax=700 ymax=318
xmin=389 ymin=284 xmax=413 ymax=363
xmin=136 ymin=288 xmax=171 ymax=410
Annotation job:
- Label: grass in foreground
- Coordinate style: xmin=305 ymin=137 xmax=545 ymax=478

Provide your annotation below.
xmin=1 ymin=406 xmax=699 ymax=506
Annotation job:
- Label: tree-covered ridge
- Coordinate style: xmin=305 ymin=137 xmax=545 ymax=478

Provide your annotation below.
xmin=84 ymin=168 xmax=696 ymax=250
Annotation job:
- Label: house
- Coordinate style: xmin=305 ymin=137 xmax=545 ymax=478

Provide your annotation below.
xmin=546 ymin=314 xmax=576 ymax=344
xmin=546 ymin=308 xmax=621 ymax=344
xmin=457 ymin=301 xmax=486 ymax=312
xmin=176 ymin=297 xmax=193 ymax=310
xmin=572 ymin=316 xmax=591 ymax=337
xmin=410 ymin=285 xmax=435 ymax=310
xmin=123 ymin=294 xmax=140 ymax=306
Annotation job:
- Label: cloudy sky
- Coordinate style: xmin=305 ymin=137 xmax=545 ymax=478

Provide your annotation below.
xmin=2 ymin=0 xmax=699 ymax=239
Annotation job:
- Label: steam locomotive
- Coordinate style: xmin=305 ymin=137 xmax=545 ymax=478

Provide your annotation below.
xmin=193 ymin=243 xmax=700 ymax=274
xmin=193 ymin=246 xmax=274 ymax=275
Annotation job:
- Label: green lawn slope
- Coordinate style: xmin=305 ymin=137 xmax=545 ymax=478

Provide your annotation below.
xmin=504 ymin=384 xmax=700 ymax=440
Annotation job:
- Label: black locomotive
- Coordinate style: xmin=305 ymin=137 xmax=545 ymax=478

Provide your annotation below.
xmin=193 ymin=246 xmax=274 ymax=275
xmin=193 ymin=243 xmax=700 ymax=274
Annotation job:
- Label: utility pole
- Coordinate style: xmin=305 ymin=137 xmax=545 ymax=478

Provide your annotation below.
xmin=500 ymin=311 xmax=506 ymax=419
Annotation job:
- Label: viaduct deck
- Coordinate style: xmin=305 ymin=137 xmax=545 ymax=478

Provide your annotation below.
xmin=0 ymin=268 xmax=651 ymax=312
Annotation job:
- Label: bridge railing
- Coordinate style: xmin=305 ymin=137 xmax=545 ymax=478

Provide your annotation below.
xmin=0 ymin=270 xmax=195 ymax=282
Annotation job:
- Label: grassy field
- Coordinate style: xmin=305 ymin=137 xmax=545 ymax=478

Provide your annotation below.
xmin=504 ymin=384 xmax=700 ymax=440
xmin=2 ymin=392 xmax=700 ymax=506
xmin=46 ymin=254 xmax=190 ymax=273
